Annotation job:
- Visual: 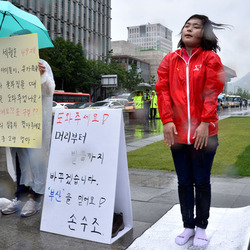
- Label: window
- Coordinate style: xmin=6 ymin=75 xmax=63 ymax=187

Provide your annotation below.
xmin=61 ymin=0 xmax=64 ymax=19
xmin=32 ymin=0 xmax=37 ymax=9
xmin=23 ymin=0 xmax=28 ymax=7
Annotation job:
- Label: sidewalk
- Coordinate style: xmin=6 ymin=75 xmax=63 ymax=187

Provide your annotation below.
xmin=1 ymin=147 xmax=250 ymax=250
xmin=1 ymin=111 xmax=250 ymax=249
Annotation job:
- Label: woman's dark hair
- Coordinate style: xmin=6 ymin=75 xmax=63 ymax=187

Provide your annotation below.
xmin=177 ymin=14 xmax=229 ymax=52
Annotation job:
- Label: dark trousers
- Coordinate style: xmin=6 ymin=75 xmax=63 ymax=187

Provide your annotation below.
xmin=15 ymin=154 xmax=41 ymax=202
xmin=144 ymin=103 xmax=150 ymax=119
xmin=171 ymin=135 xmax=218 ymax=229
xmin=150 ymin=108 xmax=157 ymax=119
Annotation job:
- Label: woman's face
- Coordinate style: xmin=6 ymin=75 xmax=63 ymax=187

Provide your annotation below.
xmin=181 ymin=18 xmax=203 ymax=50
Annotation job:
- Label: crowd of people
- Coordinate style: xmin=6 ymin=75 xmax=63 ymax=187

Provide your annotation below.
xmin=240 ymin=98 xmax=249 ymax=109
xmin=132 ymin=89 xmax=158 ymax=119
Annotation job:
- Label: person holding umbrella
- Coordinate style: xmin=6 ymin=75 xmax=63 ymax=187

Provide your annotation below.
xmin=144 ymin=89 xmax=151 ymax=119
xmin=1 ymin=29 xmax=55 ymax=217
xmin=150 ymin=90 xmax=157 ymax=119
xmin=0 ymin=2 xmax=55 ymax=217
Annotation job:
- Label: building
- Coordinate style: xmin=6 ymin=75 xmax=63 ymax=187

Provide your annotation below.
xmin=111 ymin=40 xmax=237 ymax=88
xmin=111 ymin=41 xmax=150 ymax=82
xmin=111 ymin=40 xmax=167 ymax=82
xmin=111 ymin=23 xmax=173 ymax=81
xmin=9 ymin=0 xmax=111 ymax=60
xmin=112 ymin=55 xmax=150 ymax=83
xmin=224 ymin=66 xmax=237 ymax=93
xmin=127 ymin=23 xmax=172 ymax=53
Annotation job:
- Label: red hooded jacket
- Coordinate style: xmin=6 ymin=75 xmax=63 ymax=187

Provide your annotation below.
xmin=155 ymin=47 xmax=225 ymax=144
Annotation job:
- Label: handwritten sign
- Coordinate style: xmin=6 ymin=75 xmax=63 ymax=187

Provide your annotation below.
xmin=41 ymin=109 xmax=133 ymax=244
xmin=0 ymin=34 xmax=42 ymax=148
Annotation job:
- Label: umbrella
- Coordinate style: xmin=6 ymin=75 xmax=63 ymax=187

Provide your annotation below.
xmin=130 ymin=90 xmax=142 ymax=97
xmin=0 ymin=1 xmax=53 ymax=49
xmin=218 ymin=94 xmax=224 ymax=100
xmin=137 ymin=82 xmax=152 ymax=89
xmin=136 ymin=83 xmax=152 ymax=94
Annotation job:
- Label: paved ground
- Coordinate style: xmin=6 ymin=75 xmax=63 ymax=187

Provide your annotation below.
xmin=0 ymin=108 xmax=250 ymax=249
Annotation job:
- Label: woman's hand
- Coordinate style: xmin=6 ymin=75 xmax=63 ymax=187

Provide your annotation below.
xmin=193 ymin=122 xmax=209 ymax=150
xmin=163 ymin=122 xmax=178 ymax=147
xmin=38 ymin=62 xmax=46 ymax=75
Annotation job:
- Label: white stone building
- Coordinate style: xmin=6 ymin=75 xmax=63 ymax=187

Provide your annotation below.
xmin=127 ymin=23 xmax=172 ymax=53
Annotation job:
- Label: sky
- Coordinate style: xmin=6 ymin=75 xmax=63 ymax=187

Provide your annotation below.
xmin=111 ymin=0 xmax=250 ymax=82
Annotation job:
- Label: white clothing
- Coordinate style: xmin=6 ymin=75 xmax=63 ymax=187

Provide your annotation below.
xmin=0 ymin=198 xmax=12 ymax=210
xmin=7 ymin=59 xmax=55 ymax=194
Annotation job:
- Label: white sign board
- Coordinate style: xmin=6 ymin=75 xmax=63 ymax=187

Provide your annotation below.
xmin=0 ymin=34 xmax=42 ymax=148
xmin=40 ymin=109 xmax=133 ymax=244
xmin=101 ymin=75 xmax=117 ymax=87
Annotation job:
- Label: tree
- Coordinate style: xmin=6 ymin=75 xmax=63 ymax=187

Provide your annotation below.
xmin=39 ymin=37 xmax=89 ymax=91
xmin=149 ymin=75 xmax=156 ymax=85
xmin=40 ymin=38 xmax=144 ymax=95
xmin=123 ymin=64 xmax=144 ymax=91
xmin=235 ymin=87 xmax=250 ymax=99
xmin=108 ymin=60 xmax=126 ymax=86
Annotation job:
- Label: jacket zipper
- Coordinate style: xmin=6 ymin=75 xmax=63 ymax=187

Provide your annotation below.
xmin=186 ymin=62 xmax=191 ymax=144
xmin=175 ymin=50 xmax=199 ymax=144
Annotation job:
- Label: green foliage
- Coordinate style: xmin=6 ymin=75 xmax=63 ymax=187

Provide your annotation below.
xmin=39 ymin=39 xmax=143 ymax=94
xmin=235 ymin=87 xmax=250 ymax=99
xmin=123 ymin=64 xmax=144 ymax=91
xmin=149 ymin=75 xmax=156 ymax=85
xmin=40 ymin=37 xmax=89 ymax=92
xmin=127 ymin=117 xmax=250 ymax=177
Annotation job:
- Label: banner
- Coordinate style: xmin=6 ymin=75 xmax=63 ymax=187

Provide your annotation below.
xmin=0 ymin=34 xmax=42 ymax=148
xmin=41 ymin=109 xmax=133 ymax=244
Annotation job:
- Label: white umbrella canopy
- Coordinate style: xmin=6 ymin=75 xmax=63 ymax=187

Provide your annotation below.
xmin=137 ymin=82 xmax=152 ymax=88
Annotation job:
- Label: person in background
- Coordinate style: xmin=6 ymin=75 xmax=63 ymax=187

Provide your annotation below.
xmin=133 ymin=91 xmax=143 ymax=110
xmin=2 ymin=29 xmax=55 ymax=217
xmin=155 ymin=15 xmax=226 ymax=247
xmin=239 ymin=98 xmax=243 ymax=110
xmin=217 ymin=99 xmax=223 ymax=114
xmin=243 ymin=98 xmax=248 ymax=109
xmin=150 ymin=90 xmax=157 ymax=119
xmin=144 ymin=89 xmax=151 ymax=119
xmin=220 ymin=99 xmax=223 ymax=111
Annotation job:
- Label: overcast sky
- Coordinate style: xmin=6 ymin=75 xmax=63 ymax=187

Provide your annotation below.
xmin=111 ymin=0 xmax=250 ymax=82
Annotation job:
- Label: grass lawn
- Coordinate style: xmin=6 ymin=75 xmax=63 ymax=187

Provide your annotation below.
xmin=127 ymin=117 xmax=250 ymax=177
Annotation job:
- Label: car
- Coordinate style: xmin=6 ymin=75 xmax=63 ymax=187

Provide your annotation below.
xmin=66 ymin=102 xmax=90 ymax=109
xmin=87 ymin=100 xmax=124 ymax=110
xmin=52 ymin=101 xmax=68 ymax=115
xmin=64 ymin=103 xmax=75 ymax=109
xmin=77 ymin=102 xmax=94 ymax=109
xmin=106 ymin=98 xmax=129 ymax=107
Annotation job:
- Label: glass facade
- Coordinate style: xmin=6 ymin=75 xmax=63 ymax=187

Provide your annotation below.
xmin=8 ymin=0 xmax=111 ymax=61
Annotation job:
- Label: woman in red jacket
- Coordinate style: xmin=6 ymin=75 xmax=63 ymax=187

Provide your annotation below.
xmin=155 ymin=14 xmax=226 ymax=247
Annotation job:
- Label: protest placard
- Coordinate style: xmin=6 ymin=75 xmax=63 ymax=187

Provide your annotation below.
xmin=41 ymin=109 xmax=133 ymax=244
xmin=0 ymin=34 xmax=42 ymax=148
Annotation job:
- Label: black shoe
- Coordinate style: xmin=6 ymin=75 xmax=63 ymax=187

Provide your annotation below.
xmin=112 ymin=212 xmax=124 ymax=237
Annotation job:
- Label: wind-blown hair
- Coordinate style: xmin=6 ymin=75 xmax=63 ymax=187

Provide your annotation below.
xmin=178 ymin=14 xmax=229 ymax=53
